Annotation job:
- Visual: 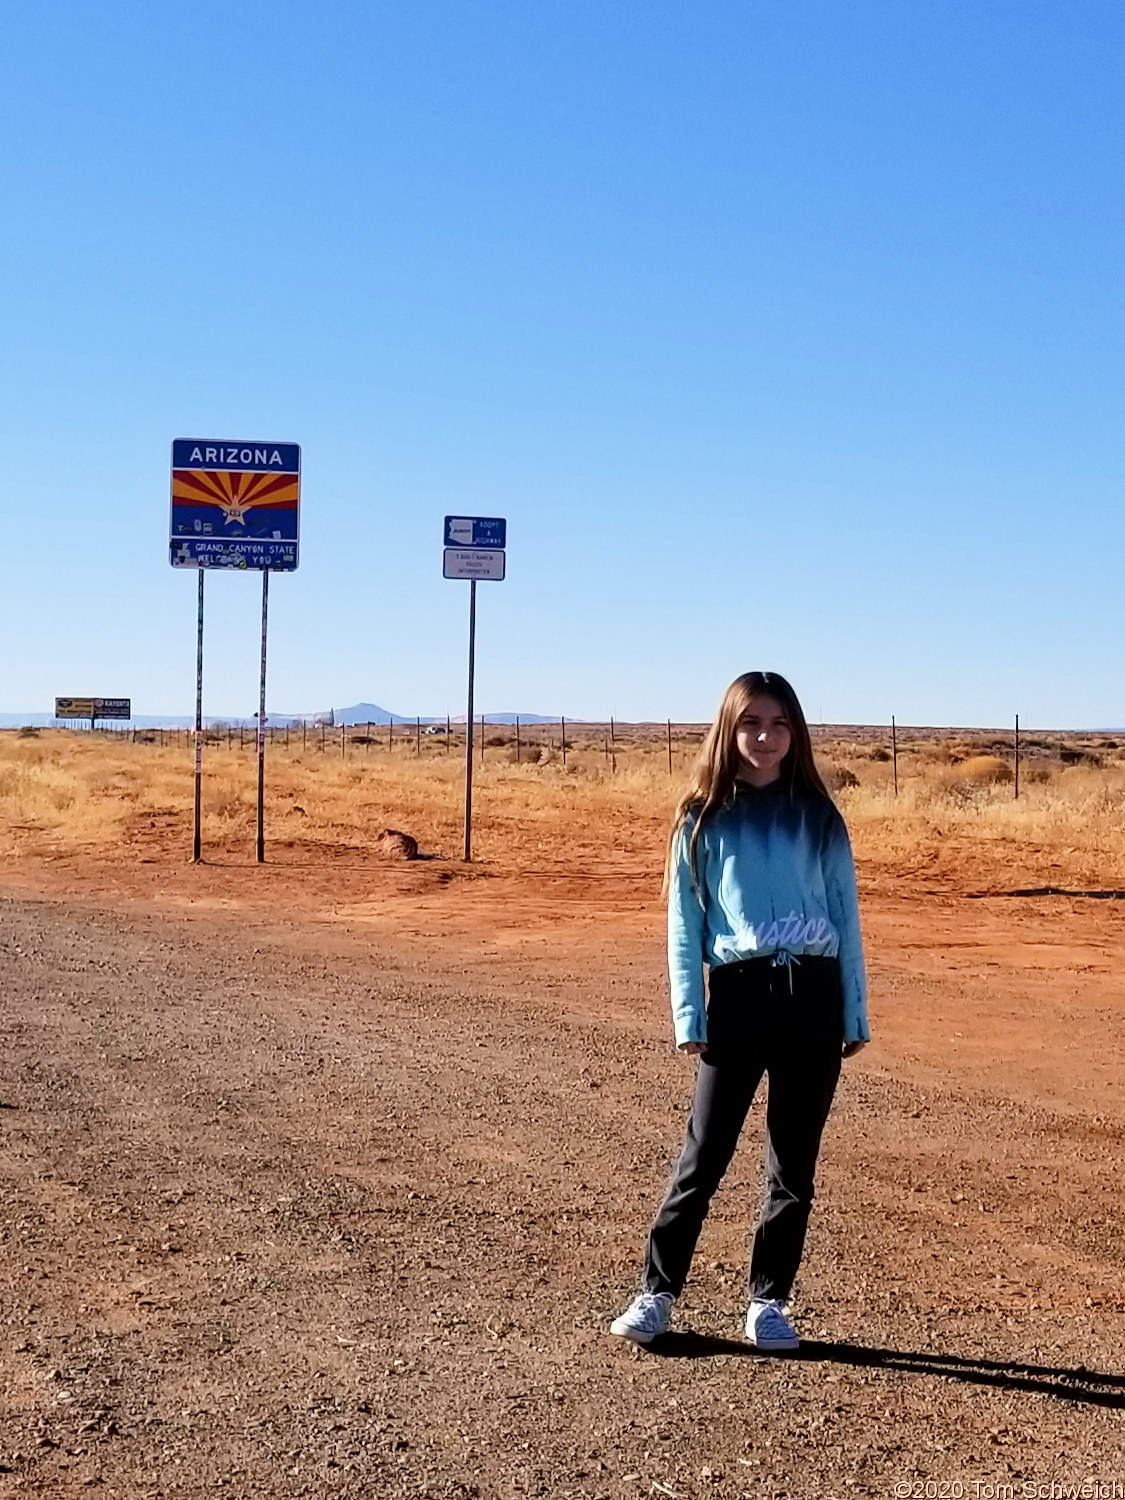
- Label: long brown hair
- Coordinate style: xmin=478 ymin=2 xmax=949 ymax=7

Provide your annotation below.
xmin=663 ymin=671 xmax=831 ymax=895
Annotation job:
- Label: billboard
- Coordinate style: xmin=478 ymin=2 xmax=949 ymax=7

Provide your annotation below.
xmin=56 ymin=698 xmax=131 ymax=720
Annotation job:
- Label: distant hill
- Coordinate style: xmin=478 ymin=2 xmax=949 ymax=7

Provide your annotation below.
xmin=333 ymin=702 xmax=397 ymax=726
xmin=334 ymin=704 xmax=560 ymax=726
xmin=465 ymin=711 xmax=559 ymax=725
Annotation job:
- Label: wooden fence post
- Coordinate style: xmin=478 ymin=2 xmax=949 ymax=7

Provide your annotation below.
xmin=892 ymin=716 xmax=898 ymax=796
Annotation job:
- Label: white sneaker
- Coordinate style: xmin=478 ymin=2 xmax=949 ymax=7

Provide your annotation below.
xmin=610 ymin=1292 xmax=674 ymax=1344
xmin=745 ymin=1298 xmax=799 ymax=1352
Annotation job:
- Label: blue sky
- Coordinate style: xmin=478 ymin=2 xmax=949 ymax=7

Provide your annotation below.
xmin=1 ymin=1 xmax=1122 ymax=726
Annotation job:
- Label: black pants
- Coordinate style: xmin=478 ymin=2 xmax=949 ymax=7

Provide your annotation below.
xmin=643 ymin=955 xmax=843 ymax=1303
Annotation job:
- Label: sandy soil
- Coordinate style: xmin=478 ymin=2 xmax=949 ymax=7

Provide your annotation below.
xmin=1 ymin=829 xmax=1124 ymax=1499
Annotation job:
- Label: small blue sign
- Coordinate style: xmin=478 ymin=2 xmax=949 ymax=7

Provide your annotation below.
xmin=444 ymin=515 xmax=506 ymax=549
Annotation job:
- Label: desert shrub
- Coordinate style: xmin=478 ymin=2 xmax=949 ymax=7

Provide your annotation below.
xmin=869 ymin=746 xmax=891 ymax=762
xmin=823 ymin=764 xmax=859 ymax=791
xmin=939 ymin=779 xmax=983 ymax=807
xmin=17 ymin=726 xmax=38 ymax=738
xmin=486 ymin=734 xmax=508 ymax=747
xmin=953 ymin=755 xmax=1013 ymax=784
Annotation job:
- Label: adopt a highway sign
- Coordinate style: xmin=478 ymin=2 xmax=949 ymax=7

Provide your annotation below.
xmin=444 ymin=516 xmax=506 ymax=549
xmin=442 ymin=514 xmax=507 ymax=581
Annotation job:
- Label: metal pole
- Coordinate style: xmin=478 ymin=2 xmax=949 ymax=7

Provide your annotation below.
xmin=463 ymin=579 xmax=477 ymax=861
xmin=515 ymin=716 xmax=521 ymax=764
xmin=667 ymin=718 xmax=673 ymax=774
xmin=256 ymin=569 xmax=269 ymax=864
xmin=892 ymin=715 xmax=898 ymax=796
xmin=561 ymin=716 xmax=567 ymax=766
xmin=446 ymin=712 xmax=451 ymax=751
xmin=416 ymin=716 xmax=421 ymax=757
xmin=341 ymin=724 xmax=346 ymax=759
xmin=1014 ymin=713 xmax=1020 ymax=799
xmin=480 ymin=714 xmax=485 ymax=764
xmin=192 ymin=568 xmax=205 ymax=863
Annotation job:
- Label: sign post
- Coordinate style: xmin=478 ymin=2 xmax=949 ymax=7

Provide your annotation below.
xmin=171 ymin=440 xmax=300 ymax=863
xmin=464 ymin=579 xmax=477 ymax=861
xmin=194 ymin=570 xmax=205 ymax=862
xmin=257 ymin=570 xmax=269 ymax=863
xmin=443 ymin=517 xmax=506 ymax=861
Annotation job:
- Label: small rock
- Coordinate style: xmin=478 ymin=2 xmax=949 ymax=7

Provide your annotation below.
xmin=374 ymin=829 xmax=419 ymax=860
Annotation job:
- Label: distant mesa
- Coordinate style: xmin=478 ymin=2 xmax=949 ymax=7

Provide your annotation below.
xmin=333 ymin=702 xmax=395 ymax=726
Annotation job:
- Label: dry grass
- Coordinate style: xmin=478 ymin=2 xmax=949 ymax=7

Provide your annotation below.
xmin=3 ymin=727 xmax=1125 ymax=888
xmin=838 ymin=766 xmax=1125 ymax=887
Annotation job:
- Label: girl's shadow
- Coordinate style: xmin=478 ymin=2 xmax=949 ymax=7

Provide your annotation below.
xmin=647 ymin=1332 xmax=1125 ymax=1409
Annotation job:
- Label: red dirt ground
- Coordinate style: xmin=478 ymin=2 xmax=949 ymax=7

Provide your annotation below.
xmin=1 ymin=830 xmax=1124 ymax=1498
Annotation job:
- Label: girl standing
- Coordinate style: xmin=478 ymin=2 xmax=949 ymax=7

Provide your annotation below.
xmin=611 ymin=672 xmax=869 ymax=1351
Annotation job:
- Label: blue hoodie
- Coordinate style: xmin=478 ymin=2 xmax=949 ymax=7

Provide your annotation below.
xmin=667 ymin=779 xmax=869 ymax=1047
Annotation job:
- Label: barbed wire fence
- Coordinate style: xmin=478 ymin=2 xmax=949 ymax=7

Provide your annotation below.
xmin=7 ymin=714 xmax=1114 ymax=803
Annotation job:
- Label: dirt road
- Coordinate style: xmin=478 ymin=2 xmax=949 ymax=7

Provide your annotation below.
xmin=1 ymin=856 xmax=1124 ymax=1498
